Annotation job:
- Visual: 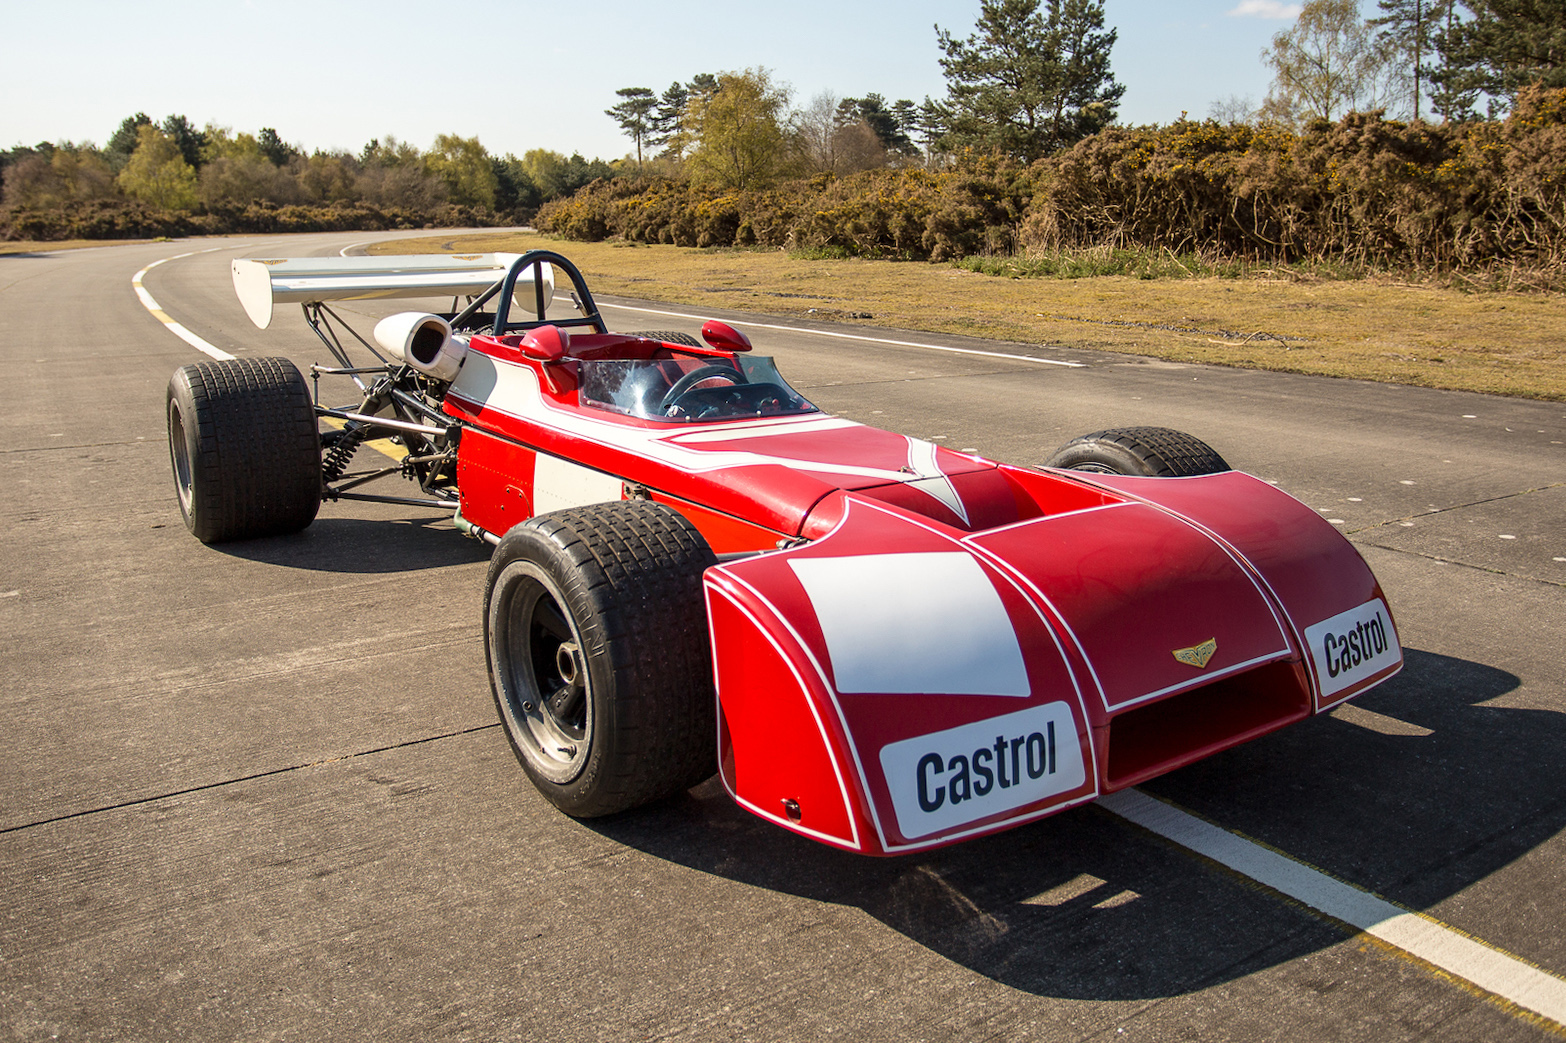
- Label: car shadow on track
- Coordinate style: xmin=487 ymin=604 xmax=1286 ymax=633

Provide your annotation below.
xmin=588 ymin=647 xmax=1563 ymax=1001
xmin=209 ymin=516 xmax=492 ymax=574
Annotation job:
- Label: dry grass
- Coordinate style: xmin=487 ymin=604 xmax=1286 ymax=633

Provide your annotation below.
xmin=0 ymin=237 xmax=160 ymax=255
xmin=384 ymin=231 xmax=1566 ymax=402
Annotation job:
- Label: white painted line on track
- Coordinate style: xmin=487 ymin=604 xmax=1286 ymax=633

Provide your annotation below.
xmin=592 ymin=299 xmax=1088 ymax=368
xmin=132 ymin=248 xmax=236 ymax=361
xmin=1102 ymin=788 xmax=1566 ymax=1028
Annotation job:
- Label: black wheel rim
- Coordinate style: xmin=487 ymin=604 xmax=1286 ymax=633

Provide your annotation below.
xmin=494 ymin=563 xmax=591 ymax=784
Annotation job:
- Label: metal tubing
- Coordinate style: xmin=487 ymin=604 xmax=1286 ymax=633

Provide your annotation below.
xmin=317 ymin=408 xmax=448 ymax=437
xmin=332 ymin=491 xmax=460 ymax=509
xmin=388 ymin=387 xmax=453 ymax=425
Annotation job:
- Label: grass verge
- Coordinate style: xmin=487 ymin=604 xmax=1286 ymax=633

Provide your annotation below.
xmin=1 ymin=237 xmax=166 ymax=255
xmin=378 ymin=231 xmax=1566 ymax=402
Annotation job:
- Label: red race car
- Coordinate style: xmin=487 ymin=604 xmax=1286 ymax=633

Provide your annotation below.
xmin=168 ymin=250 xmax=1402 ymax=854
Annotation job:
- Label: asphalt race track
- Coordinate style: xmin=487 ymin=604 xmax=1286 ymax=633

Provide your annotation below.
xmin=3 ymin=232 xmax=1564 ymax=1041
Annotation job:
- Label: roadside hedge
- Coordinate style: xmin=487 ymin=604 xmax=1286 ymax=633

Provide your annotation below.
xmin=0 ymin=199 xmax=504 ymax=242
xmin=537 ymin=85 xmax=1566 ymax=282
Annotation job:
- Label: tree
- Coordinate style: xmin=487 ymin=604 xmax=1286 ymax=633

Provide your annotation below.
xmin=492 ymin=154 xmax=541 ymax=214
xmin=1208 ymin=94 xmax=1258 ymax=122
xmin=1434 ymin=0 xmax=1566 ymax=116
xmin=793 ymin=91 xmax=893 ymax=174
xmin=935 ymin=0 xmax=1123 ymax=162
xmin=118 ymin=125 xmax=198 ymax=209
xmin=606 ymin=87 xmax=659 ymax=169
xmin=838 ymin=94 xmax=916 ymax=153
xmin=195 ymin=128 xmax=298 ymax=207
xmin=1369 ymin=0 xmax=1479 ymax=119
xmin=520 ymin=149 xmax=616 ymax=200
xmin=105 ymin=113 xmax=151 ymax=170
xmin=297 ymin=151 xmax=359 ymax=204
xmin=1261 ymin=0 xmax=1402 ymax=126
xmin=686 ymin=68 xmax=793 ymax=189
xmin=257 ymin=128 xmax=296 ymax=166
xmin=426 ymin=134 xmax=498 ymax=209
xmin=1425 ymin=1 xmax=1483 ymax=119
xmin=793 ymin=91 xmax=843 ymax=173
xmin=160 ymin=114 xmax=208 ymax=170
xmin=650 ymin=74 xmax=719 ymax=160
xmin=650 ymin=81 xmax=691 ymax=155
xmin=1 ymin=144 xmax=115 ymax=208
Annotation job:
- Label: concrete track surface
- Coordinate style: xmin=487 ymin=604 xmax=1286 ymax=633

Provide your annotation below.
xmin=2 ymin=233 xmax=1564 ymax=1042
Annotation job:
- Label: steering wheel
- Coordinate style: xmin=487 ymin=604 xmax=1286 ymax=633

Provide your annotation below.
xmin=659 ymin=363 xmax=748 ymax=414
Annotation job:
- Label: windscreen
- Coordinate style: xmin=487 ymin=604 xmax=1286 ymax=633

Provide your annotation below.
xmin=579 ymin=356 xmax=817 ymax=423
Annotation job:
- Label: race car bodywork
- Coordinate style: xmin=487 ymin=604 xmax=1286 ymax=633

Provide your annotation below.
xmin=170 ymin=250 xmax=1402 ymax=854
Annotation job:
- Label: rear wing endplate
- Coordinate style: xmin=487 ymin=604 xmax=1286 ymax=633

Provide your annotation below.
xmin=232 ymin=252 xmax=553 ymax=328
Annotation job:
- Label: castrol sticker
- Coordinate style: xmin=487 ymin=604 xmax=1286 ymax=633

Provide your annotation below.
xmin=878 ymin=703 xmax=1086 ymax=840
xmin=1304 ymin=598 xmax=1401 ymax=699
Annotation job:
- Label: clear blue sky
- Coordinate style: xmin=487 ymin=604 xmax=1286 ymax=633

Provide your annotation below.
xmin=2 ymin=0 xmax=1356 ymax=160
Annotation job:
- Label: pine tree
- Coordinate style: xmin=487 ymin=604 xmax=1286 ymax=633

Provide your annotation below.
xmin=160 ymin=115 xmax=208 ymax=170
xmin=1436 ymin=0 xmax=1566 ymax=115
xmin=606 ymin=87 xmax=658 ymax=169
xmin=257 ymin=128 xmax=295 ymax=167
xmin=650 ymin=82 xmax=689 ymax=153
xmin=935 ymin=0 xmax=1122 ymax=162
xmin=1426 ymin=1 xmax=1483 ymax=119
xmin=838 ymin=94 xmax=916 ymax=153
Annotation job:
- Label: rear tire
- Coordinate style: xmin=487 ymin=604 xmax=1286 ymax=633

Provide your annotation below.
xmin=167 ymin=357 xmax=321 ymax=543
xmin=484 ymin=501 xmax=718 ymax=817
xmin=1044 ymin=426 xmax=1230 ymax=477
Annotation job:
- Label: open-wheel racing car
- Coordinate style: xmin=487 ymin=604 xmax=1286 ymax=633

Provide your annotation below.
xmin=166 ymin=250 xmax=1403 ymax=854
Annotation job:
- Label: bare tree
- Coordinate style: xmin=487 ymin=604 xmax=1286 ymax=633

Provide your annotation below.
xmin=792 ymin=91 xmax=842 ymax=173
xmin=1261 ymin=0 xmax=1404 ymax=126
xmin=1208 ymin=94 xmax=1258 ymax=123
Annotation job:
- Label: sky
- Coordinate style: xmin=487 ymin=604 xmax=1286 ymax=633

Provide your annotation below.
xmin=1 ymin=0 xmax=1359 ymax=161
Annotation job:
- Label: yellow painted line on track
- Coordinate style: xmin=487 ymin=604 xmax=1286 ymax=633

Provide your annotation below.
xmin=319 ymin=416 xmax=407 ymax=463
xmin=1103 ymin=789 xmax=1566 ymax=1031
xmin=132 ymin=248 xmax=237 ymax=361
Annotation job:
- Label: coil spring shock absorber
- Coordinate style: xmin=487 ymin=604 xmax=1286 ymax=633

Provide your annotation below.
xmin=321 ymin=423 xmax=369 ymax=483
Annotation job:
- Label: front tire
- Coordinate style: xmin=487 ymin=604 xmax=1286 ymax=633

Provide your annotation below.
xmin=1044 ymin=426 xmax=1230 ymax=477
xmin=484 ymin=501 xmax=718 ymax=817
xmin=166 ymin=357 xmax=321 ymax=543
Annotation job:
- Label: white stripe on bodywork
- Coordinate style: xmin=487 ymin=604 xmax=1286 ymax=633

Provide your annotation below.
xmin=448 ymin=349 xmax=971 ymax=487
xmin=906 ymin=438 xmax=970 ymax=525
xmin=533 ymin=454 xmax=624 ymax=515
xmin=788 ymin=552 xmax=1030 ymax=697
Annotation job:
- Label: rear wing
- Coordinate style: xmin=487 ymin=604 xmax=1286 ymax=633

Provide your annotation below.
xmin=232 ymin=252 xmax=554 ymax=328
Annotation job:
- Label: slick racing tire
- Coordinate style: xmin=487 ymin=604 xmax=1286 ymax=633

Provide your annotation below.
xmin=626 ymin=330 xmax=702 ymax=348
xmin=484 ymin=501 xmax=718 ymax=817
xmin=1044 ymin=426 xmax=1231 ymax=477
xmin=167 ymin=357 xmax=322 ymax=543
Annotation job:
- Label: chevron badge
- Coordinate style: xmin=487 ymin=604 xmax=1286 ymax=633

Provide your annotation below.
xmin=1172 ymin=638 xmax=1217 ymax=669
